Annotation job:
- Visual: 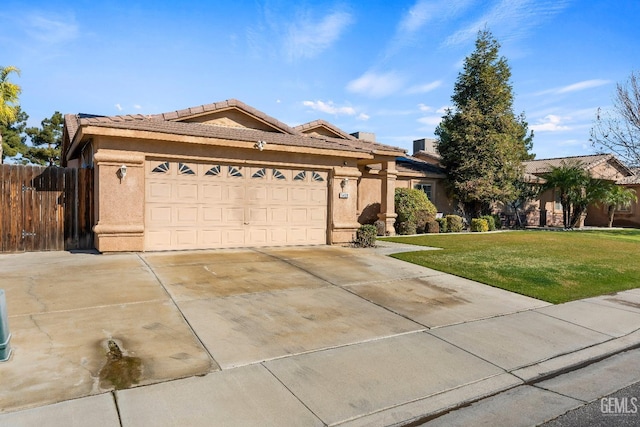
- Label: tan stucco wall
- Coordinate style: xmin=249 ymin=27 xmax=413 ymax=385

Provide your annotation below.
xmin=82 ymin=134 xmax=380 ymax=251
xmin=586 ymin=185 xmax=640 ymax=227
xmin=357 ymin=175 xmax=382 ymax=224
xmin=92 ymin=148 xmax=145 ymax=252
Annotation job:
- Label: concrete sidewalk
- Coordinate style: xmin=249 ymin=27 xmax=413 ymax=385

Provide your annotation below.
xmin=1 ymin=242 xmax=639 ymax=426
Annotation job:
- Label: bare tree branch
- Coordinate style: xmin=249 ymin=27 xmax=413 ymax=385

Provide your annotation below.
xmin=591 ymin=71 xmax=640 ymax=167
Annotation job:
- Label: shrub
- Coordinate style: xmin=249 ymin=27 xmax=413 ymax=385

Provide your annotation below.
xmin=436 ymin=217 xmax=447 ymax=233
xmin=426 ymin=220 xmax=440 ymax=233
xmin=446 ymin=214 xmax=464 ymax=233
xmin=396 ymin=221 xmax=417 ymax=235
xmin=415 ymin=210 xmax=434 ymax=233
xmin=493 ymin=214 xmax=502 ymax=230
xmin=394 ymin=188 xmax=437 ymax=235
xmin=354 ymin=224 xmax=377 ymax=247
xmin=480 ymin=215 xmax=496 ymax=231
xmin=471 ymin=218 xmax=489 ymax=232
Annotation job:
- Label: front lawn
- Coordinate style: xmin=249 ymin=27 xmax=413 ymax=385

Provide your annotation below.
xmin=382 ymin=230 xmax=640 ymax=304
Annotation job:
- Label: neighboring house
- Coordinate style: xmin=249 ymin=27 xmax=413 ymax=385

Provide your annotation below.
xmin=62 ymin=99 xmax=447 ymax=252
xmin=518 ymin=154 xmax=640 ymax=227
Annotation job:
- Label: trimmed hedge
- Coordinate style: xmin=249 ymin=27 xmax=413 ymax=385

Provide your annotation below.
xmin=394 ymin=188 xmax=437 ymax=235
xmin=446 ymin=214 xmax=464 ymax=233
xmin=354 ymin=224 xmax=377 ymax=247
xmin=480 ymin=215 xmax=496 ymax=231
xmin=436 ymin=217 xmax=447 ymax=233
xmin=426 ymin=220 xmax=440 ymax=233
xmin=471 ymin=218 xmax=489 ymax=232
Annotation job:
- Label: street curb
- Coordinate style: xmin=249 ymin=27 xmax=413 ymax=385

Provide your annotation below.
xmin=394 ymin=330 xmax=640 ymax=426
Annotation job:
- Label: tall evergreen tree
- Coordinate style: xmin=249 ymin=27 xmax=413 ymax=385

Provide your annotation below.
xmin=25 ymin=111 xmax=64 ymax=166
xmin=435 ymin=29 xmax=534 ymax=217
xmin=0 ymin=107 xmax=29 ymax=162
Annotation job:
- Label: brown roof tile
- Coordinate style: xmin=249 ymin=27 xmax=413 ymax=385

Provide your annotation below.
xmin=524 ymin=154 xmax=620 ymax=175
xmin=294 ymin=120 xmax=357 ymax=140
xmin=64 ymin=99 xmax=406 ymax=158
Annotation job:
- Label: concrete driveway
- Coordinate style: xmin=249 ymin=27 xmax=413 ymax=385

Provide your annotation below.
xmin=9 ymin=242 xmax=627 ymax=425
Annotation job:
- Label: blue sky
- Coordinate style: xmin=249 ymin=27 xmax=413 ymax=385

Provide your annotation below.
xmin=1 ymin=0 xmax=638 ymax=159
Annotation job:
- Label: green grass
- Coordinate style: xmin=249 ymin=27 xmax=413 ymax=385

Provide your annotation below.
xmin=382 ymin=230 xmax=640 ymax=304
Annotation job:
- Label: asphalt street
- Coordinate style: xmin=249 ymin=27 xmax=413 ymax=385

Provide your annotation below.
xmin=542 ymin=380 xmax=640 ymax=427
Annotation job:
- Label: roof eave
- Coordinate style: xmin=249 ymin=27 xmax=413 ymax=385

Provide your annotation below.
xmin=70 ymin=125 xmax=376 ymax=159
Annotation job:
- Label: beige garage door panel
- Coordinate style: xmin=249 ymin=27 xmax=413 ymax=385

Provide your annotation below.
xmin=145 ymin=161 xmax=328 ymax=250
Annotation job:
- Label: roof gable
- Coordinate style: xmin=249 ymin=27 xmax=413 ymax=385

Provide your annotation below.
xmin=153 ymin=99 xmax=297 ymax=134
xmin=294 ymin=120 xmax=356 ymax=140
xmin=523 ymin=154 xmax=634 ymax=180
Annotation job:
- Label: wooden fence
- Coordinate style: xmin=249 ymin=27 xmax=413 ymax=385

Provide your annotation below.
xmin=0 ymin=164 xmax=94 ymax=252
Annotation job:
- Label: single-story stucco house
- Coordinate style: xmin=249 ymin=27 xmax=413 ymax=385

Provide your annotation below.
xmin=518 ymin=154 xmax=640 ymax=228
xmin=62 ymin=99 xmax=446 ymax=252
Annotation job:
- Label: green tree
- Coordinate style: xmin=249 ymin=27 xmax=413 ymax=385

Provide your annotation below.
xmin=506 ymin=177 xmax=540 ymax=228
xmin=436 ymin=29 xmax=534 ymax=218
xmin=591 ymin=71 xmax=640 ymax=167
xmin=24 ymin=111 xmax=64 ymax=166
xmin=568 ymin=177 xmax=611 ymax=228
xmin=540 ymin=161 xmax=589 ymax=229
xmin=601 ymin=185 xmax=638 ymax=227
xmin=0 ymin=107 xmax=29 ymax=162
xmin=540 ymin=161 xmax=615 ymax=228
xmin=0 ymin=66 xmax=22 ymax=163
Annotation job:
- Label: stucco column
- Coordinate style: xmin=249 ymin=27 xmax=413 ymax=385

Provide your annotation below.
xmin=378 ymin=160 xmax=398 ymax=236
xmin=329 ymin=166 xmax=362 ymax=244
xmin=92 ymin=150 xmax=145 ymax=252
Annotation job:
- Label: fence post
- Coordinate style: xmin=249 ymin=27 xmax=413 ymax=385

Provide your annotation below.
xmin=0 ymin=289 xmax=11 ymax=361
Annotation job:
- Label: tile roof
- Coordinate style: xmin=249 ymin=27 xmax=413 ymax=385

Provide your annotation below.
xmin=150 ymin=99 xmax=298 ymax=135
xmin=293 ymin=120 xmax=357 ymax=140
xmin=63 ymin=100 xmax=405 ymax=159
xmin=367 ymin=155 xmax=446 ymax=177
xmin=522 ymin=153 xmax=640 ymax=185
xmin=617 ymin=170 xmax=640 ymax=185
xmin=523 ymin=154 xmax=621 ymax=175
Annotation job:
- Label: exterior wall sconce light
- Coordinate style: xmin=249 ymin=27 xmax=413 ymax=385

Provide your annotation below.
xmin=118 ymin=164 xmax=127 ymax=181
xmin=340 ymin=177 xmax=349 ymax=190
xmin=254 ymin=140 xmax=266 ymax=151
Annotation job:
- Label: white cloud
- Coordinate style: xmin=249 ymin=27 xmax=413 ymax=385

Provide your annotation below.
xmin=418 ymin=116 xmax=443 ymax=126
xmin=436 ymin=106 xmax=451 ymax=114
xmin=303 ymin=100 xmax=356 ymax=116
xmin=399 ymin=1 xmax=433 ymax=33
xmin=115 ymin=104 xmax=123 ymax=112
xmin=406 ymin=80 xmax=442 ymax=94
xmin=557 ymin=79 xmax=610 ymax=93
xmin=530 ymin=114 xmax=570 ymax=132
xmin=346 ymin=71 xmax=404 ymax=98
xmin=285 ymin=10 xmax=353 ymax=61
xmin=418 ymin=103 xmax=433 ymax=112
xmin=535 ymin=80 xmax=611 ymax=96
xmin=357 ymin=113 xmax=370 ymax=121
xmin=24 ymin=13 xmax=79 ymax=44
xmin=444 ymin=0 xmax=570 ymax=47
xmin=133 ymin=104 xmax=142 ymax=110
xmin=399 ymin=0 xmax=474 ymax=35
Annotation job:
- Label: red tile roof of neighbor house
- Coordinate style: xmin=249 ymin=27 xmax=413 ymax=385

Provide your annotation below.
xmin=63 ymin=99 xmax=405 ymax=159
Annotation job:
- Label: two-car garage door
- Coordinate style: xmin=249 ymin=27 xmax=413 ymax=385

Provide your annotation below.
xmin=145 ymin=160 xmax=328 ymax=251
